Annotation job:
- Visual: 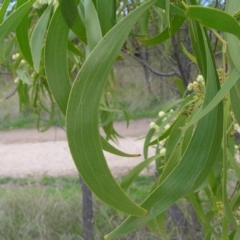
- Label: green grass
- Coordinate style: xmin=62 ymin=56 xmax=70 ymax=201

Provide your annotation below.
xmin=0 ymin=175 xmax=161 ymax=240
xmin=0 ymin=114 xmax=66 ymax=130
xmin=0 ymin=105 xmax=159 ymax=130
xmin=0 ymin=175 xmax=200 ymax=240
xmin=0 ymin=114 xmax=37 ymax=130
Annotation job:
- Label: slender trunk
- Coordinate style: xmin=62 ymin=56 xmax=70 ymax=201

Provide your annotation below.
xmin=141 ymin=48 xmax=152 ymax=94
xmin=80 ymin=177 xmax=94 ymax=240
xmin=167 ymin=204 xmax=190 ymax=234
xmin=171 ymin=34 xmax=189 ymax=89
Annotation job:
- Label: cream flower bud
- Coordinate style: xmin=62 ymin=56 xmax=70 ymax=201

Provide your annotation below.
xmin=150 ymin=122 xmax=156 ymax=129
xmin=154 ymin=125 xmax=160 ymax=132
xmin=196 ymin=75 xmax=204 ymax=82
xmin=187 ymin=83 xmax=193 ymax=91
xmin=14 ymin=77 xmax=19 ymax=84
xmin=160 ymin=139 xmax=166 ymax=146
xmin=234 ymin=123 xmax=239 ymax=131
xmin=193 ymin=81 xmax=198 ymax=87
xmin=160 ymin=148 xmax=166 ymax=156
xmin=164 ymin=124 xmax=170 ymax=130
xmin=192 ymin=81 xmax=199 ymax=91
xmin=33 ymin=0 xmax=58 ymax=9
xmin=150 ymin=122 xmax=160 ymax=132
xmin=20 ymin=59 xmax=26 ymax=65
xmin=12 ymin=53 xmax=19 ymax=60
xmin=158 ymin=111 xmax=165 ymax=117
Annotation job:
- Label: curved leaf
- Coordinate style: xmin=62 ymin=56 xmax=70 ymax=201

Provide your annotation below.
xmin=138 ymin=13 xmax=185 ymax=46
xmin=84 ymin=0 xmax=102 ymax=51
xmin=155 ymin=1 xmax=185 ymax=17
xmin=104 ymin=24 xmax=223 ymax=240
xmin=186 ymin=6 xmax=240 ymax=40
xmin=96 ymin=0 xmax=116 ymax=36
xmin=225 ymin=1 xmax=240 ymax=125
xmin=165 ymin=114 xmax=188 ymax=161
xmin=225 ymin=0 xmax=240 ymax=73
xmin=59 ymin=0 xmax=87 ymax=44
xmin=0 ymin=0 xmax=11 ymax=23
xmin=66 ymin=0 xmax=158 ymax=216
xmin=45 ymin=7 xmax=70 ymax=115
xmin=188 ymin=18 xmax=207 ymax=77
xmin=68 ymin=40 xmax=85 ymax=58
xmin=16 ymin=0 xmax=33 ymax=66
xmin=0 ymin=0 xmax=35 ymax=42
xmin=101 ymin=136 xmax=141 ymax=158
xmin=230 ymin=81 xmax=240 ymax=125
xmin=45 ymin=7 xmax=138 ymax=160
xmin=31 ymin=3 xmax=52 ymax=72
xmin=181 ymin=42 xmax=196 ymax=63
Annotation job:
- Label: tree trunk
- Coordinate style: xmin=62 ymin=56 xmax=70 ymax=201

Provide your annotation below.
xmin=167 ymin=204 xmax=190 ymax=234
xmin=80 ymin=177 xmax=94 ymax=240
xmin=171 ymin=34 xmax=190 ymax=89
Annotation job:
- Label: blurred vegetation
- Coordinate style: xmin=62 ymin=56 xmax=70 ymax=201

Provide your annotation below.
xmin=0 ymin=54 xmax=179 ymax=130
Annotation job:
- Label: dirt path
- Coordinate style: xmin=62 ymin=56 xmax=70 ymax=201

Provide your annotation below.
xmin=0 ymin=119 xmax=156 ymax=177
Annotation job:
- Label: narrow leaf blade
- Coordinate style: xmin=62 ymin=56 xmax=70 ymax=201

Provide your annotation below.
xmin=45 ymin=7 xmax=70 ymax=115
xmin=66 ymin=0 xmax=158 ymax=217
xmin=186 ymin=6 xmax=240 ymax=40
xmin=0 ymin=0 xmax=35 ymax=42
xmin=16 ymin=0 xmax=33 ymax=66
xmin=31 ymin=3 xmax=52 ymax=72
xmin=59 ymin=0 xmax=87 ymax=44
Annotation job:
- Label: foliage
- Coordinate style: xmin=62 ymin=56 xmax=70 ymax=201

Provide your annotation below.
xmin=1 ymin=0 xmax=240 ymax=239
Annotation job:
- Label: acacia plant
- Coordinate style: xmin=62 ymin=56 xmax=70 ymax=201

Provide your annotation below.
xmin=1 ymin=0 xmax=240 ymax=239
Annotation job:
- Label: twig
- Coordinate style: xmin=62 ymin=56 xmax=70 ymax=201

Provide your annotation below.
xmin=125 ymin=50 xmax=178 ymax=77
xmin=229 ymin=181 xmax=239 ymax=202
xmin=4 ymin=87 xmax=17 ymax=99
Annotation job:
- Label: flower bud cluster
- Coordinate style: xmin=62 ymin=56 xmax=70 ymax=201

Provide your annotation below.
xmin=12 ymin=53 xmax=20 ymax=60
xmin=216 ymin=201 xmax=224 ymax=220
xmin=217 ymin=201 xmax=240 ymax=225
xmin=149 ymin=122 xmax=160 ymax=132
xmin=217 ymin=68 xmax=229 ymax=84
xmin=187 ymin=75 xmax=205 ymax=92
xmin=184 ymin=75 xmax=206 ymax=116
xmin=33 ymin=0 xmax=58 ymax=9
xmin=149 ymin=110 xmax=175 ymax=160
xmin=12 ymin=53 xmax=26 ymax=65
xmin=235 ymin=144 xmax=240 ymax=156
xmin=232 ymin=204 xmax=240 ymax=226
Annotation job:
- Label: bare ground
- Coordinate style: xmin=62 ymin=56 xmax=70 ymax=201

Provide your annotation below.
xmin=0 ymin=119 xmax=156 ymax=177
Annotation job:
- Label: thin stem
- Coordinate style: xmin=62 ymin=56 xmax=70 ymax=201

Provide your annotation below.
xmin=229 ymin=181 xmax=239 ymax=202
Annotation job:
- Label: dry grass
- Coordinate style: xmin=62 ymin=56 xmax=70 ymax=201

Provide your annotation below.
xmin=0 ymin=176 xmax=162 ymax=240
xmin=0 ymin=176 xmax=202 ymax=240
